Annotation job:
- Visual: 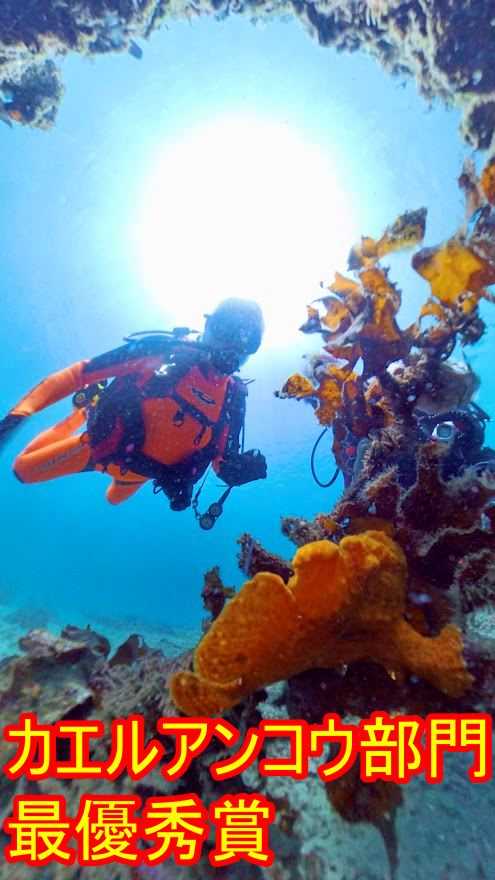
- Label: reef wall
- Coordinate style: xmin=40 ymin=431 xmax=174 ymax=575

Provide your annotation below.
xmin=1 ymin=0 xmax=495 ymax=153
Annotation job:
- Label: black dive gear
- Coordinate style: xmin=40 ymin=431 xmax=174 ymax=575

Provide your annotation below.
xmin=417 ymin=403 xmax=487 ymax=452
xmin=87 ymin=328 xmax=209 ymax=376
xmin=209 ymin=348 xmax=246 ymax=376
xmin=192 ymin=451 xmax=267 ymax=530
xmin=216 ymin=449 xmax=267 ymax=487
xmin=83 ymin=329 xmax=244 ymax=470
xmin=152 ymin=455 xmax=212 ymax=511
xmin=193 ymin=487 xmax=233 ymax=530
xmin=72 ymin=381 xmax=108 ymax=409
xmin=123 ymin=327 xmax=202 ymax=347
xmin=192 ymin=451 xmax=267 ymax=532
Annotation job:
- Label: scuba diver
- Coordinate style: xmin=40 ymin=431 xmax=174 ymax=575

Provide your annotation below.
xmin=0 ymin=298 xmax=267 ymax=529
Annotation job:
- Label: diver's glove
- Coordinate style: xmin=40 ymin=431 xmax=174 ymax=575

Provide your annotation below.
xmin=0 ymin=413 xmax=25 ymax=451
xmin=217 ymin=450 xmax=267 ymax=487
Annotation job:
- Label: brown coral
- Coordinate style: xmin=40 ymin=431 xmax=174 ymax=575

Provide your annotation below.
xmin=279 ymin=366 xmax=361 ymax=428
xmin=348 ymin=208 xmax=426 ymax=269
xmin=201 ymin=566 xmax=235 ymax=627
xmin=279 ymin=209 xmax=435 ymax=432
xmin=170 ymin=531 xmax=472 ymax=716
xmin=286 ymin=159 xmax=495 ymax=445
xmin=481 ymin=157 xmax=495 ymax=205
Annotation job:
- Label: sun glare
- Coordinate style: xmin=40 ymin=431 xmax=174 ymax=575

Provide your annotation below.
xmin=133 ymin=116 xmax=356 ymax=346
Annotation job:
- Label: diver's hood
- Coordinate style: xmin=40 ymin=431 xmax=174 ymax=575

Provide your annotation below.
xmin=202 ymin=298 xmax=264 ymax=359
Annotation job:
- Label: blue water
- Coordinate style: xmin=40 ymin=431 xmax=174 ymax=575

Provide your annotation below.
xmin=0 ymin=14 xmax=480 ymax=629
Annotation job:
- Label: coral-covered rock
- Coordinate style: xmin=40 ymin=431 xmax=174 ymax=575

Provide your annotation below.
xmin=109 ymin=633 xmax=150 ymax=666
xmin=0 ymin=616 xmax=271 ymax=880
xmin=61 ymin=623 xmax=111 ymax=658
xmin=2 ymin=0 xmax=495 ymax=159
xmin=0 ymin=628 xmax=103 ymax=725
xmin=281 ymin=515 xmax=331 ymax=548
xmin=237 ymin=532 xmax=293 ymax=581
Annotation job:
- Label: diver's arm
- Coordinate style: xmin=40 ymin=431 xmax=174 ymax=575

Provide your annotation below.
xmin=0 ymin=361 xmax=98 ymax=450
xmin=212 ymin=379 xmax=247 ymax=475
xmin=213 ymin=381 xmax=267 ymax=486
xmin=0 ymin=340 xmax=165 ymax=450
xmin=9 ymin=341 xmax=166 ymax=418
xmin=10 ymin=361 xmax=100 ymax=417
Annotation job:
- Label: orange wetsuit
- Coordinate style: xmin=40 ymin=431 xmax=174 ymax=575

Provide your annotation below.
xmin=9 ymin=337 xmax=245 ymax=505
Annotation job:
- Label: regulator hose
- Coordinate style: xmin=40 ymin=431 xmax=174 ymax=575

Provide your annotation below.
xmin=310 ymin=427 xmax=340 ymax=488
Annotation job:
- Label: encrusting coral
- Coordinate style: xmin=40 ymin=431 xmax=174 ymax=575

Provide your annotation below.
xmin=332 ymin=441 xmax=495 ymax=602
xmin=170 ymin=530 xmax=472 ymax=716
xmin=200 ymin=565 xmax=235 ymax=630
xmin=238 ymin=531 xmax=294 ymax=580
xmin=3 ymin=0 xmax=495 ymax=156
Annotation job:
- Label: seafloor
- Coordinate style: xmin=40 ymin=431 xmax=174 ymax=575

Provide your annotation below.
xmin=0 ymin=595 xmax=494 ymax=880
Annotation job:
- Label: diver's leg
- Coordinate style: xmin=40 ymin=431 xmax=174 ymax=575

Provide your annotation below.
xmin=105 ymin=474 xmax=148 ymax=504
xmin=20 ymin=409 xmax=86 ymax=454
xmin=14 ymin=412 xmax=91 ymax=483
xmin=15 ymin=410 xmax=147 ymax=500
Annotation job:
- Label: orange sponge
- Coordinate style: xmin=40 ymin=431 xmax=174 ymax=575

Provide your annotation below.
xmin=170 ymin=532 xmax=472 ymax=716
